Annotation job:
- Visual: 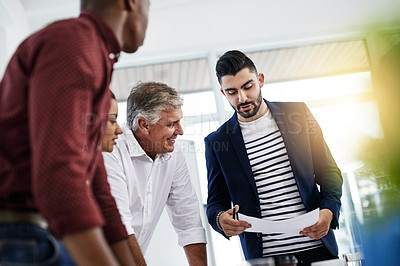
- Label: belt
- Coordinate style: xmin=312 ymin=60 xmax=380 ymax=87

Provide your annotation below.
xmin=0 ymin=210 xmax=48 ymax=229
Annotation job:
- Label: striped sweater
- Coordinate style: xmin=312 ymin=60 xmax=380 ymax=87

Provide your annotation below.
xmin=239 ymin=110 xmax=323 ymax=257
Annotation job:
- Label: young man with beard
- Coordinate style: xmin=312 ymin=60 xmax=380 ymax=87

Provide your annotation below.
xmin=205 ymin=50 xmax=343 ymax=266
xmin=103 ymin=82 xmax=208 ymax=265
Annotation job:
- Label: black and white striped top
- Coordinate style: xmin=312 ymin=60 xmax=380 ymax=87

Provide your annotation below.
xmin=239 ymin=110 xmax=323 ymax=257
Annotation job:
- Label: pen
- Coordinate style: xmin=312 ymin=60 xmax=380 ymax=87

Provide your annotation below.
xmin=232 ymin=207 xmax=238 ymax=220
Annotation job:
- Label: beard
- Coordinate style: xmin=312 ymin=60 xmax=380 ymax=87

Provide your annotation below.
xmin=232 ymin=91 xmax=263 ymax=119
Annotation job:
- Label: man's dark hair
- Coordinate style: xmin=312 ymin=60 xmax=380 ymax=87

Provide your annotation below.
xmin=215 ymin=50 xmax=258 ymax=84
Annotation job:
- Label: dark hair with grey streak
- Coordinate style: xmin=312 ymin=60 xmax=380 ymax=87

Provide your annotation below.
xmin=127 ymin=81 xmax=183 ymax=132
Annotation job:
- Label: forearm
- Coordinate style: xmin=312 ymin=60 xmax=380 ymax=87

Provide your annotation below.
xmin=205 ymin=139 xmax=232 ymax=235
xmin=62 ymin=227 xmax=118 ymax=266
xmin=183 ymin=243 xmax=207 ymax=266
xmin=207 ymin=202 xmax=231 ymax=234
xmin=111 ymin=240 xmax=137 ymax=266
xmin=127 ymin=234 xmax=147 ymax=266
xmin=319 ymin=193 xmax=342 ymax=228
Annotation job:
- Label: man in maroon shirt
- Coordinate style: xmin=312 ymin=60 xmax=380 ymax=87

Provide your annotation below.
xmin=0 ymin=0 xmax=150 ymax=265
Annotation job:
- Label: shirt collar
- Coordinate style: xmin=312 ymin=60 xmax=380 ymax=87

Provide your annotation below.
xmin=79 ymin=10 xmax=121 ymax=62
xmin=123 ymin=127 xmax=172 ymax=161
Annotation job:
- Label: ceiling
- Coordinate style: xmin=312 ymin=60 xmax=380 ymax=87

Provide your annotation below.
xmin=19 ymin=0 xmax=199 ymax=32
xmin=1 ymin=0 xmax=400 ymax=100
xmin=6 ymin=0 xmax=400 ymax=61
xmin=110 ymin=38 xmax=372 ymax=100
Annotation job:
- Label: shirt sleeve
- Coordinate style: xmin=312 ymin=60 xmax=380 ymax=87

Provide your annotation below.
xmin=204 ymin=136 xmax=231 ymax=238
xmin=92 ymin=154 xmax=128 ymax=244
xmin=102 ymin=145 xmax=136 ymax=236
xmin=166 ymin=151 xmax=207 ymax=247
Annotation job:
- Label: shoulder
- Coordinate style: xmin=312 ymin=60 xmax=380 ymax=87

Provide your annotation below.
xmin=27 ymin=17 xmax=104 ymax=66
xmin=166 ymin=144 xmax=186 ymax=165
xmin=46 ymin=17 xmax=96 ymax=43
xmin=116 ymin=133 xmax=137 ymax=157
xmin=27 ymin=18 xmax=84 ymax=47
xmin=270 ymin=101 xmax=306 ymax=110
xmin=268 ymin=101 xmax=311 ymax=118
xmin=205 ymin=119 xmax=231 ymax=143
xmin=104 ymin=134 xmax=129 ymax=162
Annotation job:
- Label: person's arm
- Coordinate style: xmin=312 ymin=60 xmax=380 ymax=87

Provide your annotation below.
xmin=303 ymin=103 xmax=343 ymax=229
xmin=92 ymin=157 xmax=137 ymax=265
xmin=183 ymin=243 xmax=207 ymax=266
xmin=204 ymin=136 xmax=233 ymax=237
xmin=103 ymin=148 xmax=146 ymax=265
xmin=165 ymin=151 xmax=207 ymax=263
xmin=62 ymin=227 xmax=119 ymax=266
xmin=111 ymin=239 xmax=138 ymax=266
xmin=300 ymin=208 xmax=333 ymax=239
xmin=127 ymin=234 xmax=147 ymax=266
xmin=218 ymin=205 xmax=251 ymax=237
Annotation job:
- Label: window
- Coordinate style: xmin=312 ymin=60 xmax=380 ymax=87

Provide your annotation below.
xmin=117 ymin=71 xmax=381 ymax=263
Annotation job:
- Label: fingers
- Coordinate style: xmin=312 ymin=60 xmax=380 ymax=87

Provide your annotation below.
xmin=219 ymin=208 xmax=251 ymax=237
xmin=299 ymin=209 xmax=333 ymax=239
xmin=303 ymin=230 xmax=328 ymax=239
xmin=300 ymin=221 xmax=329 ymax=239
xmin=223 ymin=222 xmax=249 ymax=236
xmin=300 ymin=228 xmax=327 ymax=239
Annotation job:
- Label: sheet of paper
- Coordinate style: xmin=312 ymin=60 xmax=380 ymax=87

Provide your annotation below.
xmin=238 ymin=208 xmax=319 ymax=234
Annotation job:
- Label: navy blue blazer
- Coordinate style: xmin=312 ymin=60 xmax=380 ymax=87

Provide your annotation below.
xmin=205 ymin=101 xmax=343 ymax=260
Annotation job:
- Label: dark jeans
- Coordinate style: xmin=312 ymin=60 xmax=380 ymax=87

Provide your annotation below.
xmin=0 ymin=223 xmax=76 ymax=266
xmin=282 ymin=246 xmax=338 ymax=266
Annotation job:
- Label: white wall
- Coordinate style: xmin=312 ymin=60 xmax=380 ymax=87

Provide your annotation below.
xmin=0 ymin=0 xmax=30 ymax=75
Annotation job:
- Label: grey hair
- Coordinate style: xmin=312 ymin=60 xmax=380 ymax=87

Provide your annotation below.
xmin=126 ymin=81 xmax=183 ymax=132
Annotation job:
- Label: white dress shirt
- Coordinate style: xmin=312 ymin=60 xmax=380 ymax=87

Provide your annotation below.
xmin=102 ymin=129 xmax=206 ymax=254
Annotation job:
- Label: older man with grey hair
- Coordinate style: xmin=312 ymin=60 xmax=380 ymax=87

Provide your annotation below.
xmin=103 ymin=82 xmax=208 ymax=265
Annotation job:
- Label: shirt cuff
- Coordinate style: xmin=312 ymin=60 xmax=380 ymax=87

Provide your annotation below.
xmin=103 ymin=221 xmax=128 ymax=244
xmin=177 ymin=227 xmax=207 ymax=247
xmin=121 ymin=219 xmax=136 ymax=236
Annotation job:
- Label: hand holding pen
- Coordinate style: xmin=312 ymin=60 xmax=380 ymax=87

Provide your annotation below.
xmin=232 ymin=205 xmax=239 ymax=220
xmin=218 ymin=204 xmax=251 ymax=237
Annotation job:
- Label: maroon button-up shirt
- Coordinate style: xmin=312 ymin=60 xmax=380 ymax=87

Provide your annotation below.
xmin=0 ymin=11 xmax=127 ymax=243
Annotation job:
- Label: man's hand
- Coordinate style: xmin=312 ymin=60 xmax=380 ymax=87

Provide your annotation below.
xmin=219 ymin=205 xmax=251 ymax=236
xmin=300 ymin=209 xmax=333 ymax=239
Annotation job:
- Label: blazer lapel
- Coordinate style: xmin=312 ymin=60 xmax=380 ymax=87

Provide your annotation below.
xmin=227 ymin=113 xmax=259 ymax=196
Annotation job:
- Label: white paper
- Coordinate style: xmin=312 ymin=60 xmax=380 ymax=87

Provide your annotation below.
xmin=238 ymin=208 xmax=319 ymax=234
